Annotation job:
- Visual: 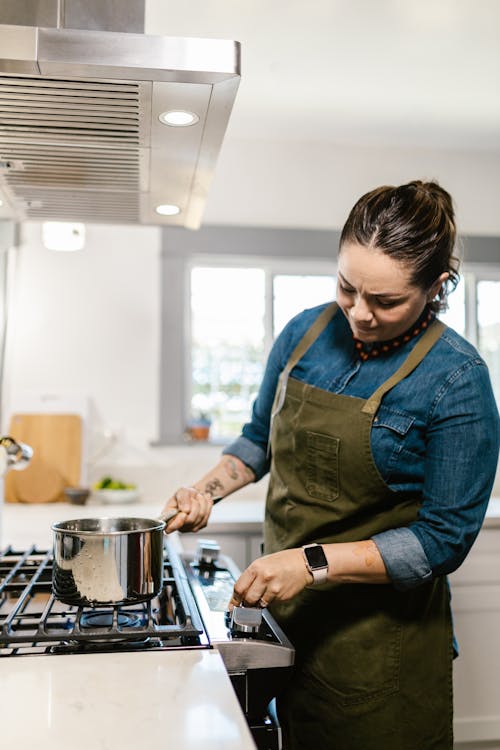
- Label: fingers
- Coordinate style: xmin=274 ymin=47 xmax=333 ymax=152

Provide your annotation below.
xmin=162 ymin=486 xmax=214 ymax=534
xmin=227 ymin=549 xmax=312 ymax=610
xmin=228 ymin=581 xmax=270 ymax=611
xmin=228 ymin=564 xmax=271 ymax=611
xmin=231 ymin=592 xmax=270 ymax=608
xmin=228 ymin=589 xmax=243 ymax=610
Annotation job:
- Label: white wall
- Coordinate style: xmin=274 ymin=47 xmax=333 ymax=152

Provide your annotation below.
xmin=3 ymin=222 xmax=160 ymax=447
xmin=203 ymin=138 xmax=500 ymax=237
xmin=2 ymin=222 xmax=169 ymax=496
xmin=1 ymin=222 xmax=266 ymax=500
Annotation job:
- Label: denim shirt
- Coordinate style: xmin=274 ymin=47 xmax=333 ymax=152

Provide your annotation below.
xmin=223 ymin=303 xmax=500 ymax=591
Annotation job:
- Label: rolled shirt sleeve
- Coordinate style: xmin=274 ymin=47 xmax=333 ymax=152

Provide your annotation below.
xmin=222 ymin=435 xmax=269 ymax=480
xmin=372 ymin=528 xmax=433 ymax=590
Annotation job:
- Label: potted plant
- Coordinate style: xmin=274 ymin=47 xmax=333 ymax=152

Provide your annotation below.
xmin=187 ymin=412 xmax=212 ymax=441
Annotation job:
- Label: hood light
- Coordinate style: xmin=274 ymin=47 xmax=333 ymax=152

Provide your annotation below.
xmin=155 ymin=204 xmax=181 ymax=216
xmin=42 ymin=222 xmax=85 ymax=252
xmin=158 ymin=110 xmax=199 ymax=127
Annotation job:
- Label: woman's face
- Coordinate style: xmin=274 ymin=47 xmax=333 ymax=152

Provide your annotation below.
xmin=337 ymin=242 xmax=445 ymax=342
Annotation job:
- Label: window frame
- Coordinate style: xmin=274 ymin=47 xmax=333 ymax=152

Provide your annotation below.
xmin=188 ymin=252 xmax=337 ymax=353
xmin=462 ymin=263 xmax=500 ymax=347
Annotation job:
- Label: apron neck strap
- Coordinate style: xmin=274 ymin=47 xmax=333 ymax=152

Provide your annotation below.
xmin=361 ymin=319 xmax=446 ymax=415
xmin=267 ymin=302 xmax=340 ymax=458
xmin=283 ymin=302 xmax=339 ymax=376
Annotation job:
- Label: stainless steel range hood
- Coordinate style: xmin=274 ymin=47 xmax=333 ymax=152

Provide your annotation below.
xmin=0 ymin=1 xmax=240 ymax=229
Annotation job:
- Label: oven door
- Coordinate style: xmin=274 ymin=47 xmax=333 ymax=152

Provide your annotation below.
xmin=230 ymin=674 xmax=284 ymax=750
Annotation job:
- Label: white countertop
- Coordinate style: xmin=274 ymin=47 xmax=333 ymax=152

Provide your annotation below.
xmin=0 ymin=650 xmax=257 ymax=750
xmin=0 ymin=500 xmax=258 ymax=750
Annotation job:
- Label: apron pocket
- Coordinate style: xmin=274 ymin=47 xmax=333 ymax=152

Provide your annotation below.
xmin=304 ymin=606 xmax=402 ymax=707
xmin=305 ymin=430 xmax=340 ymax=502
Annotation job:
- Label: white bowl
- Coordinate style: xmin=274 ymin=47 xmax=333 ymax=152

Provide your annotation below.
xmin=93 ymin=489 xmax=140 ymax=505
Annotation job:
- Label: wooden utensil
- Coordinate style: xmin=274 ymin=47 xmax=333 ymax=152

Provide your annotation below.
xmin=13 ymin=456 xmax=65 ymax=504
xmin=5 ymin=413 xmax=82 ymax=503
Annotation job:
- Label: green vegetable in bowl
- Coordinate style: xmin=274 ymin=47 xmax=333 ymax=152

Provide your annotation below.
xmin=94 ymin=476 xmax=136 ymax=490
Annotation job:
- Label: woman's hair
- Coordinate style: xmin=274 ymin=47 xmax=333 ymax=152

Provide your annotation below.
xmin=339 ymin=180 xmax=460 ymax=312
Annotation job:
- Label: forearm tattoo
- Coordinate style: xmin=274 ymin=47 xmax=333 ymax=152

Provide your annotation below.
xmin=223 ymin=456 xmax=254 ymax=482
xmin=352 ymin=541 xmax=378 ymax=568
xmin=224 ymin=458 xmax=239 ymax=480
xmin=204 ymin=478 xmax=224 ymax=497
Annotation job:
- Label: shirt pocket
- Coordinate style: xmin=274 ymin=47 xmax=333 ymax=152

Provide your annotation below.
xmin=372 ymin=405 xmax=415 ymax=435
xmin=371 ymin=405 xmax=416 ymax=482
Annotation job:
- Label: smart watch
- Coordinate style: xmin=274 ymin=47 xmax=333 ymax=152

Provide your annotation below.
xmin=302 ymin=543 xmax=329 ymax=585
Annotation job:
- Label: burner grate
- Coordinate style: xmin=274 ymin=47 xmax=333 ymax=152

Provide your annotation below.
xmin=0 ymin=544 xmax=209 ymax=655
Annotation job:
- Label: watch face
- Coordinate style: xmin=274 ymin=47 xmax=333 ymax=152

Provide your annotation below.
xmin=304 ymin=545 xmax=328 ymax=569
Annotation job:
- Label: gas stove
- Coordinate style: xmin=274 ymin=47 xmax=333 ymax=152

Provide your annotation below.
xmin=0 ymin=538 xmax=294 ymax=750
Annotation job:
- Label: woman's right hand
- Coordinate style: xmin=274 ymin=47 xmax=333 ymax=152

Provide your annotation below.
xmin=160 ymin=486 xmax=215 ymax=534
xmin=228 ymin=548 xmax=314 ymax=610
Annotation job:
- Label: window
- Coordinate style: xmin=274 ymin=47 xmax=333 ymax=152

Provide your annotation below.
xmin=190 ymin=267 xmax=266 ymax=440
xmin=189 ymin=263 xmax=336 ymax=440
xmin=439 ymin=275 xmax=465 ymax=336
xmin=273 ymin=274 xmax=337 ymax=337
xmin=478 ymin=279 xmax=500 ymax=405
xmin=439 ymin=269 xmax=500 ymax=405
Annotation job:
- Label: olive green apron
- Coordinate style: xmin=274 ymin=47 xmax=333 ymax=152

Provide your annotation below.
xmin=265 ymin=302 xmax=453 ymax=750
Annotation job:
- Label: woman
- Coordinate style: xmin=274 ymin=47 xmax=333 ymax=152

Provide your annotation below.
xmin=162 ymin=180 xmax=499 ymax=750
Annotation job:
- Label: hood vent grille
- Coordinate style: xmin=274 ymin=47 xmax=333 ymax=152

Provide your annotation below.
xmin=0 ymin=76 xmax=142 ymax=142
xmin=0 ymin=74 xmax=144 ymax=222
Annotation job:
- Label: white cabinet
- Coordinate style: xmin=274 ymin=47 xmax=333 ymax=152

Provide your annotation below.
xmin=450 ymin=525 xmax=500 ymax=749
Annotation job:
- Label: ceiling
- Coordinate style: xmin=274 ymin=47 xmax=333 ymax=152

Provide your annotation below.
xmin=1 ymin=1 xmax=497 ymax=232
xmin=145 ymin=0 xmax=500 ymax=152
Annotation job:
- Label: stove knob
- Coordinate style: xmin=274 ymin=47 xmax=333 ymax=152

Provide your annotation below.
xmin=196 ymin=539 xmax=220 ymax=568
xmin=228 ymin=605 xmax=263 ymax=634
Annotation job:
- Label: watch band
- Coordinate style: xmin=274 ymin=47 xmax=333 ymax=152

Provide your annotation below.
xmin=302 ymin=543 xmax=329 ymax=585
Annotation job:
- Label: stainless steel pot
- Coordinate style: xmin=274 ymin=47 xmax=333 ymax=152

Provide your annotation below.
xmin=51 ymin=517 xmax=166 ymax=607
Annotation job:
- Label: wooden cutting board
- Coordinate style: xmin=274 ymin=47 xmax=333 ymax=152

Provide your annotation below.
xmin=5 ymin=413 xmax=82 ymax=503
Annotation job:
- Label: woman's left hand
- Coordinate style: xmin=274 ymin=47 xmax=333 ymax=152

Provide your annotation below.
xmin=229 ymin=549 xmax=313 ymax=610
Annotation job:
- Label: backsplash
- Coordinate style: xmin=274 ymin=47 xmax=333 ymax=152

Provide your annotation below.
xmin=89 ymin=444 xmax=269 ymax=505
